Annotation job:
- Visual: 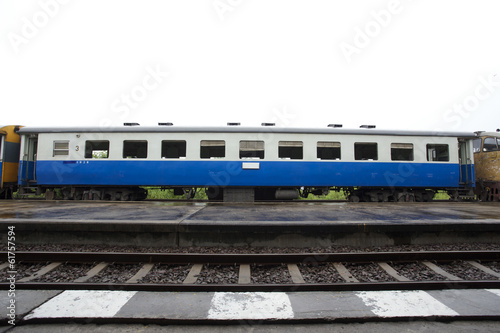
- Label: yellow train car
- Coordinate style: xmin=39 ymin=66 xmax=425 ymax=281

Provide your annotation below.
xmin=473 ymin=130 xmax=500 ymax=201
xmin=0 ymin=125 xmax=22 ymax=198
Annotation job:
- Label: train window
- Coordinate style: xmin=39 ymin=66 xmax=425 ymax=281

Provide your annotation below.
xmin=473 ymin=138 xmax=482 ymax=153
xmin=85 ymin=141 xmax=109 ymax=159
xmin=162 ymin=140 xmax=186 ymax=159
xmin=391 ymin=143 xmax=413 ymax=161
xmin=123 ymin=140 xmax=148 ymax=158
xmin=426 ymin=144 xmax=449 ymax=161
xmin=355 ymin=143 xmax=378 ymax=160
xmin=483 ymin=137 xmax=499 ymax=152
xmin=240 ymin=140 xmax=264 ymax=159
xmin=53 ymin=140 xmax=69 ymax=156
xmin=279 ymin=141 xmax=303 ymax=160
xmin=317 ymin=141 xmax=341 ymax=160
xmin=201 ymin=140 xmax=225 ymax=159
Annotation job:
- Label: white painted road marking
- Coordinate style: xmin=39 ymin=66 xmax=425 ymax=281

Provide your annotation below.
xmin=23 ymin=289 xmax=499 ymax=321
xmin=486 ymin=289 xmax=500 ymax=297
xmin=208 ymin=292 xmax=294 ymax=319
xmin=24 ymin=290 xmax=137 ymax=319
xmin=356 ymin=290 xmax=459 ymax=317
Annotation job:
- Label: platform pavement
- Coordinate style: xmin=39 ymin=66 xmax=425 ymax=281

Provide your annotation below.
xmin=1 ymin=289 xmax=499 ymax=325
xmin=3 ymin=201 xmax=500 ymax=248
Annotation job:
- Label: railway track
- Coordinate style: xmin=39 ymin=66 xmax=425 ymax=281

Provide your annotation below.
xmin=2 ymin=251 xmax=500 ymax=292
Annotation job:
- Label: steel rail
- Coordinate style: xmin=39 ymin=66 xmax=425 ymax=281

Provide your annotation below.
xmin=3 ymin=281 xmax=500 ymax=292
xmin=3 ymin=250 xmax=500 ymax=264
xmin=2 ymin=251 xmax=500 ymax=292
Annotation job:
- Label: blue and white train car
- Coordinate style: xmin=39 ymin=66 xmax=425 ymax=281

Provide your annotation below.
xmin=17 ymin=125 xmax=476 ymax=201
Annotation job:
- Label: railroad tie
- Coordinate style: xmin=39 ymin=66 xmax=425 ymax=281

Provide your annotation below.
xmin=18 ymin=262 xmax=62 ymax=282
xmin=183 ymin=264 xmax=203 ymax=284
xmin=74 ymin=262 xmax=109 ymax=283
xmin=333 ymin=262 xmax=359 ymax=283
xmin=466 ymin=260 xmax=500 ymax=279
xmin=238 ymin=264 xmax=251 ymax=284
xmin=422 ymin=261 xmax=462 ymax=281
xmin=287 ymin=264 xmax=305 ymax=284
xmin=377 ymin=262 xmax=411 ymax=281
xmin=126 ymin=263 xmax=155 ymax=283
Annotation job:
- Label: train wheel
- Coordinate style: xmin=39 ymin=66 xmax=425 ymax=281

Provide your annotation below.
xmin=45 ymin=189 xmax=55 ymax=200
xmin=1 ymin=187 xmax=14 ymax=199
xmin=422 ymin=191 xmax=434 ymax=202
xmin=74 ymin=190 xmax=83 ymax=200
xmin=349 ymin=195 xmax=360 ymax=202
xmin=91 ymin=190 xmax=102 ymax=200
xmin=61 ymin=189 xmax=72 ymax=200
xmin=206 ymin=187 xmax=223 ymax=200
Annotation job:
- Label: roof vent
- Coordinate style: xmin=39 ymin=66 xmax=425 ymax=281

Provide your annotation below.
xmin=158 ymin=122 xmax=173 ymax=126
xmin=227 ymin=122 xmax=240 ymax=126
xmin=261 ymin=123 xmax=275 ymax=126
xmin=328 ymin=124 xmax=343 ymax=128
xmin=360 ymin=125 xmax=376 ymax=129
xmin=124 ymin=123 xmax=140 ymax=126
xmin=497 ymin=128 xmax=500 ymax=132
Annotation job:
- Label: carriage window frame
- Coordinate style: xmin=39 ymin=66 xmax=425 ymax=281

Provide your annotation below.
xmin=473 ymin=138 xmax=482 ymax=153
xmin=317 ymin=141 xmax=341 ymax=160
xmin=53 ymin=140 xmax=69 ymax=157
xmin=278 ymin=141 xmax=303 ymax=160
xmin=162 ymin=140 xmax=187 ymax=159
xmin=391 ymin=143 xmax=414 ymax=161
xmin=354 ymin=142 xmax=378 ymax=160
xmin=483 ymin=137 xmax=499 ymax=152
xmin=240 ymin=140 xmax=264 ymax=159
xmin=426 ymin=144 xmax=449 ymax=162
xmin=123 ymin=140 xmax=148 ymax=159
xmin=85 ymin=140 xmax=109 ymax=159
xmin=200 ymin=140 xmax=225 ymax=159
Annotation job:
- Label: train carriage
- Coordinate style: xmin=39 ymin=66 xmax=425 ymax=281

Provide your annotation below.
xmin=16 ymin=125 xmax=476 ymax=202
xmin=473 ymin=130 xmax=500 ymax=201
xmin=0 ymin=125 xmax=22 ymax=199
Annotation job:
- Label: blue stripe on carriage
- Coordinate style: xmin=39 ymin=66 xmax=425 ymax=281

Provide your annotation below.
xmin=30 ymin=160 xmax=473 ymax=188
xmin=18 ymin=161 xmax=36 ymax=186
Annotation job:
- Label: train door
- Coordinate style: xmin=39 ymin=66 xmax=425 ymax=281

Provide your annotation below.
xmin=458 ymin=138 xmax=473 ymax=186
xmin=20 ymin=134 xmax=38 ymax=186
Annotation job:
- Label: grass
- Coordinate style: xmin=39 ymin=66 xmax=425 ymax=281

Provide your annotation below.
xmin=145 ymin=187 xmax=452 ymax=201
xmin=11 ymin=191 xmax=45 ymax=199
xmin=145 ymin=188 xmax=208 ymax=200
xmin=433 ymin=191 xmax=451 ymax=200
xmin=300 ymin=190 xmax=346 ymax=200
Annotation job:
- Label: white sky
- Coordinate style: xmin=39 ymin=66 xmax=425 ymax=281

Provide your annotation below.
xmin=1 ymin=0 xmax=499 ymax=132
